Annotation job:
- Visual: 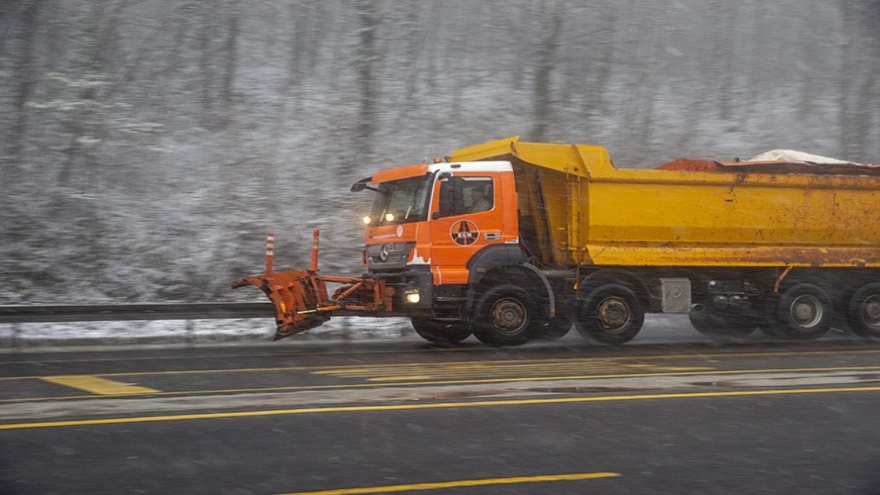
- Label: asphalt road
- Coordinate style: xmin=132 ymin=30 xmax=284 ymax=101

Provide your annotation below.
xmin=1 ymin=317 xmax=880 ymax=495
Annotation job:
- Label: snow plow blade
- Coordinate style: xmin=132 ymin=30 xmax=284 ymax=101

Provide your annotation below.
xmin=231 ymin=270 xmax=331 ymax=340
xmin=232 ymin=230 xmax=396 ymax=341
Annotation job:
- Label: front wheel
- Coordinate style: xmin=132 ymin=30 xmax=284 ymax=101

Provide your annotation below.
xmin=472 ymin=284 xmax=543 ymax=346
xmin=411 ymin=317 xmax=472 ymax=345
xmin=574 ymin=284 xmax=644 ymax=345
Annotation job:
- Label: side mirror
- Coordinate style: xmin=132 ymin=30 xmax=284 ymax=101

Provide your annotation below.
xmin=351 ymin=177 xmax=373 ymax=192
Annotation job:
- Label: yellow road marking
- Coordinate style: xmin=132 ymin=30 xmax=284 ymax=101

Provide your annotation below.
xmin=323 ymin=363 xmax=715 ymax=381
xmin=1 ymin=358 xmax=707 ymax=381
xmin=3 ymin=346 xmax=880 ymax=376
xmin=2 ymin=364 xmax=879 ymax=404
xmin=1 ymin=385 xmax=879 ymax=431
xmin=277 ymin=472 xmax=621 ymax=495
xmin=40 ymin=375 xmax=158 ymax=395
xmin=3 ymin=347 xmax=880 ymax=381
xmin=309 ymin=359 xmax=711 ymax=377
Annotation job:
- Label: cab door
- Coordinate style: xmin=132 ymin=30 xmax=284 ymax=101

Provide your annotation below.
xmin=429 ymin=175 xmax=505 ymax=286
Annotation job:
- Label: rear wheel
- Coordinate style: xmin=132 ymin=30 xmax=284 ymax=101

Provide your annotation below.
xmin=756 ymin=295 xmax=787 ymax=338
xmin=847 ymin=283 xmax=880 ymax=341
xmin=410 ymin=317 xmax=471 ymax=345
xmin=575 ymin=284 xmax=644 ymax=345
xmin=774 ymin=283 xmax=833 ymax=340
xmin=472 ymin=284 xmax=543 ymax=346
xmin=689 ymin=309 xmax=759 ymax=341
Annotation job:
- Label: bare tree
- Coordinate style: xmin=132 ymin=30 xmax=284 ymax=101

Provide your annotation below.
xmin=530 ymin=4 xmax=565 ymax=141
xmin=354 ymin=0 xmax=379 ymax=161
xmin=287 ymin=1 xmax=310 ymax=111
xmin=837 ymin=0 xmax=880 ymax=160
xmin=221 ymin=0 xmax=239 ymax=129
xmin=7 ymin=1 xmax=40 ymax=166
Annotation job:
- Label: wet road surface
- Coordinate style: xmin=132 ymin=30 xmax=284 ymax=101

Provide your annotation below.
xmin=1 ymin=318 xmax=879 ymax=494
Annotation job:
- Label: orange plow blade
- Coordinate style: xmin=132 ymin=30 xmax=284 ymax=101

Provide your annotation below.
xmin=232 ymin=269 xmax=331 ymax=340
xmin=233 ymin=231 xmax=397 ymax=340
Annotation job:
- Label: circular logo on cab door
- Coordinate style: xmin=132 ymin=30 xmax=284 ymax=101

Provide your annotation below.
xmin=450 ymin=220 xmax=479 ymax=246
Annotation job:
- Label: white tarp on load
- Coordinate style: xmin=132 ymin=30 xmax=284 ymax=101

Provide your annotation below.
xmin=749 ymin=149 xmax=856 ymax=165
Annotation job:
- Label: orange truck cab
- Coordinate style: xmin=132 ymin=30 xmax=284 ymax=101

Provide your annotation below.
xmin=351 ymin=159 xmax=552 ymax=344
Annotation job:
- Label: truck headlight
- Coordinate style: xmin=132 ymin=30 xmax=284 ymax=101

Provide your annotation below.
xmin=405 ymin=290 xmax=421 ymax=304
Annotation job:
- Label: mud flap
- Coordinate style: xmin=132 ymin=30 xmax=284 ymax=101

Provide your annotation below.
xmin=232 ymin=270 xmax=331 ymax=340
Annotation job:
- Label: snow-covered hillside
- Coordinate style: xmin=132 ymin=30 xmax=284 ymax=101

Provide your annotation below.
xmin=1 ymin=1 xmax=878 ymax=308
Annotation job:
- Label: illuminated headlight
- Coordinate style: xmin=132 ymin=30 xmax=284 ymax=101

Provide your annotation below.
xmin=404 ymin=290 xmax=421 ymax=304
xmin=363 ymin=216 xmax=372 ymax=225
xmin=384 ymin=213 xmax=395 ymax=222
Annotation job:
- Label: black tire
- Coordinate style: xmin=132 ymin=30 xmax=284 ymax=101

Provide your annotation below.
xmin=756 ymin=295 xmax=787 ymax=338
xmin=472 ymin=284 xmax=543 ymax=346
xmin=774 ymin=283 xmax=833 ymax=340
xmin=537 ymin=298 xmax=573 ymax=340
xmin=411 ymin=317 xmax=472 ymax=345
xmin=689 ymin=309 xmax=759 ymax=341
xmin=847 ymin=283 xmax=880 ymax=340
xmin=574 ymin=284 xmax=644 ymax=345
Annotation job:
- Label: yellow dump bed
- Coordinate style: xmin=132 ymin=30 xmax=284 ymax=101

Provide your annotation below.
xmin=450 ymin=136 xmax=880 ymax=268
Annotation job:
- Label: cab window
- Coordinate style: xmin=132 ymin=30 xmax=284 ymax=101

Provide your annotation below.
xmin=437 ymin=177 xmax=494 ymax=217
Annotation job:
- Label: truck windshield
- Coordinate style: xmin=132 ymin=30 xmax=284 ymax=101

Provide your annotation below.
xmin=370 ymin=174 xmax=433 ymax=225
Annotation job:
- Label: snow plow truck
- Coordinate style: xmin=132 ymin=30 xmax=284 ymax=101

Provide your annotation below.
xmin=233 ymin=136 xmax=880 ymax=345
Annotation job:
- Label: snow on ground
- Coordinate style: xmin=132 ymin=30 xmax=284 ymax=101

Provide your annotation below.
xmin=0 ymin=316 xmax=415 ymax=348
xmin=0 ymin=315 xmax=701 ymax=349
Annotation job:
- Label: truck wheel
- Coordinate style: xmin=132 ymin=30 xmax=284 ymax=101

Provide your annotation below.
xmin=575 ymin=284 xmax=644 ymax=345
xmin=755 ymin=295 xmax=787 ymax=338
xmin=537 ymin=299 xmax=573 ymax=340
xmin=774 ymin=283 xmax=833 ymax=340
xmin=689 ymin=309 xmax=758 ymax=341
xmin=411 ymin=317 xmax=472 ymax=345
xmin=847 ymin=283 xmax=880 ymax=340
xmin=472 ymin=284 xmax=542 ymax=346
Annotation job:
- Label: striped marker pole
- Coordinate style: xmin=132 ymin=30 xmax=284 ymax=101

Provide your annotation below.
xmin=310 ymin=229 xmax=320 ymax=272
xmin=265 ymin=232 xmax=275 ymax=275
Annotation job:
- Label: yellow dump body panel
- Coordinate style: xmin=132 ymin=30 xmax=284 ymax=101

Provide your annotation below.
xmin=450 ymin=137 xmax=880 ymax=268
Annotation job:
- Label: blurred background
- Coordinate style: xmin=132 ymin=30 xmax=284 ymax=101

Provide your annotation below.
xmin=1 ymin=0 xmax=878 ymax=305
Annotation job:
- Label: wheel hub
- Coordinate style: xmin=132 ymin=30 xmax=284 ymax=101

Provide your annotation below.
xmin=791 ymin=294 xmax=823 ymax=328
xmin=491 ymin=298 xmax=527 ymax=335
xmin=596 ymin=297 xmax=631 ymax=331
xmin=862 ymin=294 xmax=880 ymax=328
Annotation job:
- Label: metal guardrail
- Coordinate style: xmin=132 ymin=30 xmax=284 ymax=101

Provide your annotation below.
xmin=0 ymin=303 xmax=275 ymax=324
